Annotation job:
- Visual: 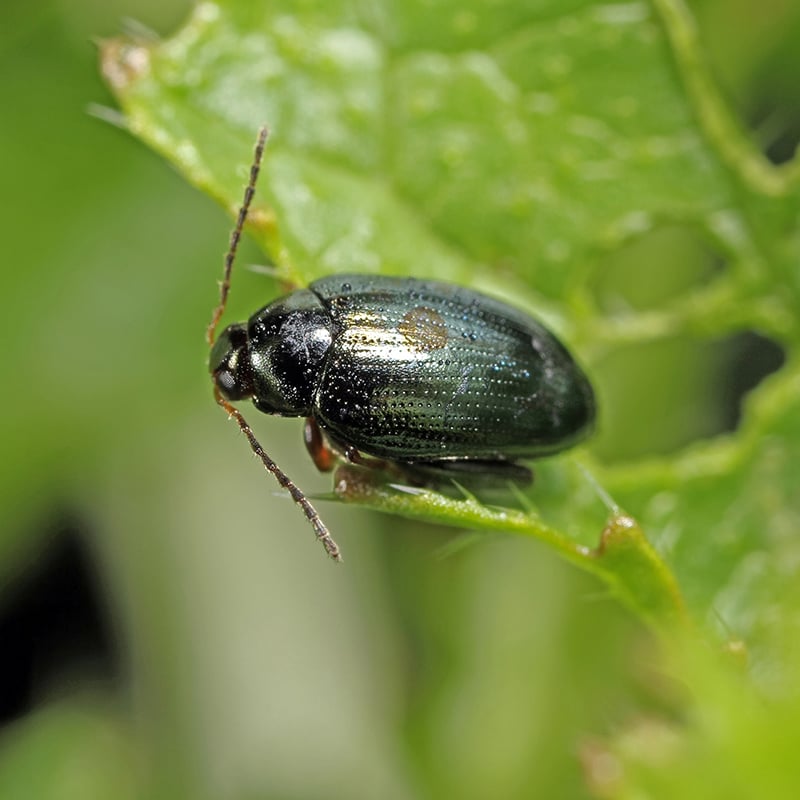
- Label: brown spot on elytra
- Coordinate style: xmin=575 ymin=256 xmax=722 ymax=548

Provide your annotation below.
xmin=398 ymin=306 xmax=448 ymax=351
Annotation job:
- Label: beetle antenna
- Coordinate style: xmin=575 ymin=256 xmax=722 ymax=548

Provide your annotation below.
xmin=207 ymin=126 xmax=270 ymax=345
xmin=213 ymin=385 xmax=342 ymax=561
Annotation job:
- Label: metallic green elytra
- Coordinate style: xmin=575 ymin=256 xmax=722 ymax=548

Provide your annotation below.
xmin=207 ymin=128 xmax=595 ymax=562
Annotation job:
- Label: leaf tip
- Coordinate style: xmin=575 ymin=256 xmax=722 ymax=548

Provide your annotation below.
xmin=99 ymin=37 xmax=151 ymax=93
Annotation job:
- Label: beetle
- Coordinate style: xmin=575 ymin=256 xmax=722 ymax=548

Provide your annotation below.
xmin=207 ymin=128 xmax=595 ymax=561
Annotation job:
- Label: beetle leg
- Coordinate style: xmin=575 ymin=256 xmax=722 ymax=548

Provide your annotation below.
xmin=303 ymin=422 xmax=401 ymax=477
xmin=404 ymin=458 xmax=533 ymax=487
xmin=337 ymin=441 xmax=415 ymax=481
xmin=303 ymin=417 xmax=338 ymax=473
xmin=343 ymin=444 xmax=394 ymax=472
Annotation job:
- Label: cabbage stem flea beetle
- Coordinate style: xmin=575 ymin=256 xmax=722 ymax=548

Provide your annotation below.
xmin=208 ymin=128 xmax=595 ymax=561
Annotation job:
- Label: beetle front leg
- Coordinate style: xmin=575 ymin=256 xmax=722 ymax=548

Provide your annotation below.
xmin=304 ymin=421 xmax=398 ymax=475
xmin=303 ymin=418 xmax=338 ymax=473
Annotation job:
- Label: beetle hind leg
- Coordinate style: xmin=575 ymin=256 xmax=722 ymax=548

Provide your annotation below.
xmin=402 ymin=458 xmax=533 ymax=488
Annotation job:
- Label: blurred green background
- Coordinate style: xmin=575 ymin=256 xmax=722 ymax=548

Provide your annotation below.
xmin=0 ymin=1 xmax=798 ymax=798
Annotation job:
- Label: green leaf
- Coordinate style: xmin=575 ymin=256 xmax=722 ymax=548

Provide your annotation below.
xmin=100 ymin=0 xmax=800 ymax=636
xmin=583 ymin=618 xmax=800 ymax=799
xmin=332 ymin=463 xmax=687 ymax=626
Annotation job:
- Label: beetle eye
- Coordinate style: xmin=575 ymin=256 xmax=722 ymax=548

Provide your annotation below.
xmin=213 ymin=352 xmax=254 ymax=401
xmin=216 ymin=369 xmax=237 ymax=395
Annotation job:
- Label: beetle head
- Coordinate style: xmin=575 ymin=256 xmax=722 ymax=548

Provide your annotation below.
xmin=209 ymin=323 xmax=253 ymax=401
